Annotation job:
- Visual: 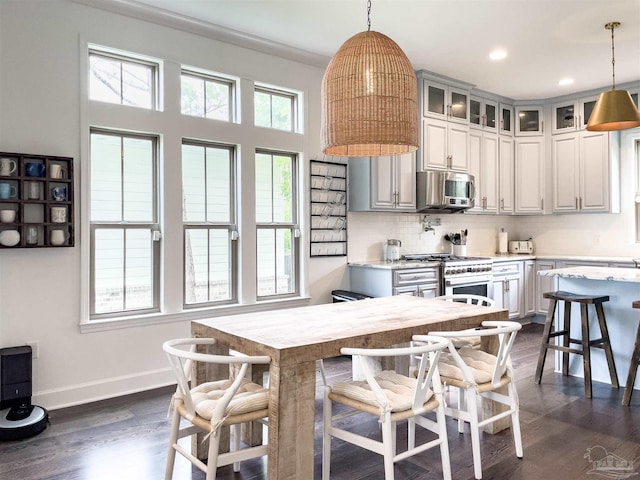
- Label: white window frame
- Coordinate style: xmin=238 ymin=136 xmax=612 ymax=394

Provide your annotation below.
xmin=254 ymin=84 xmax=299 ymax=132
xmin=89 ymin=129 xmax=161 ymax=319
xmin=88 ymin=46 xmax=160 ymax=111
xmin=182 ymin=140 xmax=238 ymax=307
xmin=180 ymin=68 xmax=236 ymax=122
xmin=255 ymin=149 xmax=300 ymax=300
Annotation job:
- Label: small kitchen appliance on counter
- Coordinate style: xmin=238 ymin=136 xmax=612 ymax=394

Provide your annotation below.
xmin=508 ymin=240 xmax=534 ymax=254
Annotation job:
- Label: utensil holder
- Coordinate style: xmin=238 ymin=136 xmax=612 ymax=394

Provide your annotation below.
xmin=452 ymin=244 xmax=467 ymax=256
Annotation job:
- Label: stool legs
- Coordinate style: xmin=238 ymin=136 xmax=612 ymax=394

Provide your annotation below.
xmin=594 ymin=302 xmax=619 ymax=389
xmin=536 ymin=295 xmax=618 ymax=399
xmin=580 ymin=304 xmax=592 ymax=398
xmin=535 ymin=299 xmax=557 ymax=383
xmin=622 ymin=322 xmax=640 ymax=406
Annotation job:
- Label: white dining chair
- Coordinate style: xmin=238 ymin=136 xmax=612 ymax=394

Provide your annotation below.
xmin=421 ymin=320 xmax=523 ymax=479
xmin=433 ymin=295 xmax=496 ymax=349
xmin=320 ymin=336 xmax=452 ymax=480
xmin=162 ymin=338 xmax=270 ymax=480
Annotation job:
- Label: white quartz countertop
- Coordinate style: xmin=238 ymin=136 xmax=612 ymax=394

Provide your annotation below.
xmin=538 ymin=266 xmax=640 ymax=283
xmin=348 ymin=260 xmax=439 ymax=269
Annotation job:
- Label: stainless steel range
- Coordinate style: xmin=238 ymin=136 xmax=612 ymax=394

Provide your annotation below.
xmin=402 ymin=254 xmax=494 ymax=297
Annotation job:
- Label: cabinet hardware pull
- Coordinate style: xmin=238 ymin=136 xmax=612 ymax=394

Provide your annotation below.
xmin=575 ymin=197 xmax=578 ymax=209
xmin=579 ymin=197 xmax=582 ymax=210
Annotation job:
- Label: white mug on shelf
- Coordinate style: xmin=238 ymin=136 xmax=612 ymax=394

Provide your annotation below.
xmin=0 ymin=209 xmax=16 ymax=223
xmin=49 ymin=164 xmax=67 ymax=179
xmin=50 ymin=229 xmax=69 ymax=246
xmin=27 ymin=181 xmax=41 ymax=200
xmin=0 ymin=158 xmax=17 ymax=176
xmin=51 ymin=206 xmax=67 ymax=223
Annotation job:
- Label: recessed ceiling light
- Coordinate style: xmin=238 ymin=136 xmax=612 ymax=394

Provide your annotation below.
xmin=489 ymin=49 xmax=507 ymax=61
xmin=558 ymin=78 xmax=574 ymax=86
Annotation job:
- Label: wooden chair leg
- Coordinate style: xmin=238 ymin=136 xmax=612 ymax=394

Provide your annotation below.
xmin=595 ymin=303 xmax=619 ymax=388
xmin=562 ymin=300 xmax=571 ymax=376
xmin=580 ymin=304 xmax=592 ymax=399
xmin=535 ymin=299 xmax=557 ymax=383
xmin=623 ymin=322 xmax=640 ymax=406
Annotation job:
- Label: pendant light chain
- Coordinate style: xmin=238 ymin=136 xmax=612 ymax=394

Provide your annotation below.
xmin=367 ymin=0 xmax=371 ymax=31
xmin=608 ymin=22 xmax=617 ymax=89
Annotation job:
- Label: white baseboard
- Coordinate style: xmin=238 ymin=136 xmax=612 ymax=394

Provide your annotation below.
xmin=33 ymin=367 xmax=176 ymax=410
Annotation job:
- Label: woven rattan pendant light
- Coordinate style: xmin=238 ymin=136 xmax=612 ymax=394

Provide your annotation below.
xmin=321 ymin=0 xmax=418 ymax=156
xmin=587 ymin=21 xmax=640 ymax=131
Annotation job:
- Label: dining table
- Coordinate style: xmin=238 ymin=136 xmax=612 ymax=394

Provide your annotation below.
xmin=191 ymin=294 xmax=508 ymax=480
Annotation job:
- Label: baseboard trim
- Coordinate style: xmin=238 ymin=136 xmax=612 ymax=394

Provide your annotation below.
xmin=33 ymin=367 xmax=175 ymax=410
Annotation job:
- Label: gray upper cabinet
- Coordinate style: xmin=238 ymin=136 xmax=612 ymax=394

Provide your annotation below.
xmin=515 ymin=105 xmax=544 ymax=136
xmin=499 ymin=103 xmax=514 ymax=136
xmin=422 ymin=78 xmax=470 ymax=124
xmin=470 ymin=95 xmax=498 ymax=133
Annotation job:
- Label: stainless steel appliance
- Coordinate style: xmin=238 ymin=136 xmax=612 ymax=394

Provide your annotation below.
xmin=402 ymin=254 xmax=493 ymax=297
xmin=416 ymin=170 xmax=475 ymax=213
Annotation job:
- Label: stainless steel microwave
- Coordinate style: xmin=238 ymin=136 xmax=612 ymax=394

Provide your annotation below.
xmin=416 ymin=170 xmax=475 ymax=212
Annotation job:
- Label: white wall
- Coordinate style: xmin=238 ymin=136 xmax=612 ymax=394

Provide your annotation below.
xmin=0 ymin=0 xmax=343 ymax=409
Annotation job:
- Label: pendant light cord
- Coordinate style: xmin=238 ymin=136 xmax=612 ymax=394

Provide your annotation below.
xmin=607 ymin=22 xmax=619 ymax=90
xmin=367 ymin=0 xmax=371 ymax=31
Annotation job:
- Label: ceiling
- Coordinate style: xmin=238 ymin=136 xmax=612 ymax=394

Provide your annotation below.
xmin=102 ymin=0 xmax=639 ymax=100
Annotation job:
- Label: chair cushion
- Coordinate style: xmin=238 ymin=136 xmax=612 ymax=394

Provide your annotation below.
xmin=191 ymin=378 xmax=269 ymax=420
xmin=451 ymin=336 xmax=481 ymax=349
xmin=331 ymin=370 xmax=431 ymax=412
xmin=438 ymin=346 xmax=497 ymax=384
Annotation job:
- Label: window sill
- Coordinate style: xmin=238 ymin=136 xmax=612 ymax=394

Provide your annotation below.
xmin=80 ymin=296 xmax=313 ymax=333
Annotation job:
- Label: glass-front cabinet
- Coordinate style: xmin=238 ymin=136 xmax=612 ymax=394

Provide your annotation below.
xmin=423 ymin=80 xmax=470 ymax=124
xmin=499 ymin=103 xmax=514 ymax=136
xmin=470 ymin=96 xmax=498 ymax=132
xmin=515 ymin=105 xmax=544 ymax=136
xmin=552 ymin=100 xmax=576 ymax=134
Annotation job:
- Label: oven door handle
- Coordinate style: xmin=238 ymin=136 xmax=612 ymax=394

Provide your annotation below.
xmin=445 ymin=275 xmax=493 ymax=286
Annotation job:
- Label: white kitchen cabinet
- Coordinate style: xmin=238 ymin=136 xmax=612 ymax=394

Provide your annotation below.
xmin=524 ymin=260 xmax=536 ymax=317
xmin=514 ymin=138 xmax=545 ymax=214
xmin=578 ymin=95 xmax=599 ymax=130
xmin=553 ymin=95 xmax=601 ymax=133
xmin=552 ymin=131 xmax=611 ymax=213
xmin=421 ymin=118 xmax=469 ymax=172
xmin=422 ymin=79 xmax=470 ymax=124
xmin=515 ymin=105 xmax=544 ymax=136
xmin=535 ymin=260 xmax=556 ymax=315
xmin=492 ymin=261 xmax=523 ymax=319
xmin=499 ymin=103 xmax=514 ymax=136
xmin=349 ymin=265 xmax=440 ymax=298
xmin=498 ymin=136 xmax=514 ymax=214
xmin=348 ymin=154 xmax=416 ymax=212
xmin=470 ymin=96 xmax=498 ymax=133
xmin=468 ymin=130 xmax=498 ymax=214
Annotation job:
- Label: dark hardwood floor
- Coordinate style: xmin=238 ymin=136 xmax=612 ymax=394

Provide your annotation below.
xmin=1 ymin=323 xmax=639 ymax=479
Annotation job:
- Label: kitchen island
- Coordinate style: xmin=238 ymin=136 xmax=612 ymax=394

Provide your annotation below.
xmin=538 ymin=266 xmax=640 ymax=391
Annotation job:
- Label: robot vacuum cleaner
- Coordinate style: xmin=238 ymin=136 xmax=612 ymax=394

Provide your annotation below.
xmin=0 ymin=346 xmax=49 ymax=441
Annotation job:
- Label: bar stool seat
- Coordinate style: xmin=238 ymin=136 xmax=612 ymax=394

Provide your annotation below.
xmin=535 ymin=291 xmax=619 ymax=398
xmin=622 ymin=301 xmax=640 ymax=406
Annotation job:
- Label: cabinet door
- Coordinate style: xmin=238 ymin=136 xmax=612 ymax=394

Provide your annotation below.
xmin=467 ymin=131 xmax=482 ymax=213
xmin=535 ymin=261 xmax=556 ymax=315
xmin=484 ymin=99 xmax=498 ymax=132
xmin=423 ymin=80 xmax=447 ymax=119
xmin=506 ymin=277 xmax=522 ymax=319
xmin=552 ymin=133 xmax=579 ymax=212
xmin=552 ymin=100 xmax=577 ymax=134
xmin=393 ymin=285 xmax=419 ymax=296
xmin=498 ymin=136 xmax=514 ymax=213
xmin=499 ymin=103 xmax=514 ymax=136
xmin=515 ymin=138 xmax=544 ymax=214
xmin=371 ymin=156 xmax=396 ymax=209
xmin=481 ymin=134 xmax=499 ymax=213
xmin=417 ymin=283 xmax=439 ymax=298
xmin=580 ymin=131 xmax=609 ymax=212
xmin=448 ymin=124 xmax=469 ymax=172
xmin=524 ymin=260 xmax=536 ymax=316
xmin=395 ymin=152 xmax=416 ymax=209
xmin=422 ymin=118 xmax=448 ymax=170
xmin=470 ymin=96 xmax=483 ymax=129
xmin=448 ymin=87 xmax=469 ymax=123
xmin=492 ymin=277 xmax=506 ymax=310
xmin=579 ymin=95 xmax=598 ymax=130
xmin=515 ymin=106 xmax=544 ymax=136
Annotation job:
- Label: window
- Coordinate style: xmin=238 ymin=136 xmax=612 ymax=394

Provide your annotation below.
xmin=90 ymin=131 xmax=160 ymax=317
xmin=254 ymin=86 xmax=296 ymax=131
xmin=182 ymin=142 xmax=237 ymax=306
xmin=89 ymin=49 xmax=158 ymax=109
xmin=255 ymin=150 xmax=299 ymax=298
xmin=181 ymin=70 xmax=234 ymax=121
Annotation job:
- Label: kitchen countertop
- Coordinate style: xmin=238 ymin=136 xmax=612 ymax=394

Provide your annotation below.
xmin=538 ymin=266 xmax=640 ymax=283
xmin=349 ymin=254 xmax=637 ymax=269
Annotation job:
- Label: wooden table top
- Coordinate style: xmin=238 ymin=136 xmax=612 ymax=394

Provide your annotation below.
xmin=192 ymin=296 xmax=508 ymax=366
